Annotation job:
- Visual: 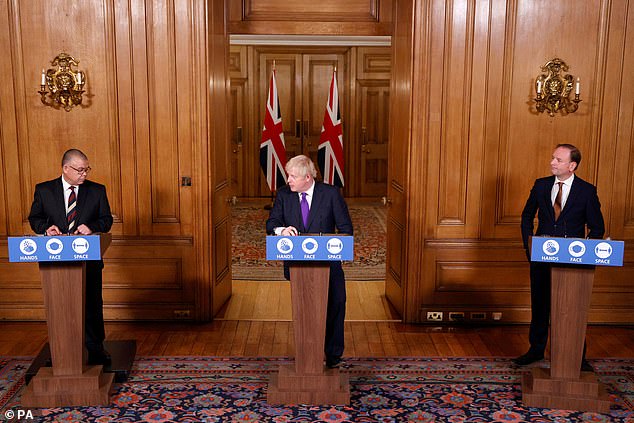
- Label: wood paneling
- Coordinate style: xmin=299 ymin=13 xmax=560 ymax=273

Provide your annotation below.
xmin=409 ymin=0 xmax=634 ymax=323
xmin=384 ymin=0 xmax=412 ymax=318
xmin=1 ymin=0 xmax=633 ymax=326
xmin=0 ymin=0 xmax=213 ymax=321
xmin=228 ymin=0 xmax=393 ymax=35
xmin=356 ymin=47 xmax=390 ymax=197
xmin=209 ymin=0 xmax=233 ymax=317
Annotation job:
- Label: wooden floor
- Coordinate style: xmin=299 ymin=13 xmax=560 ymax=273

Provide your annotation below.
xmin=1 ymin=321 xmax=632 ymax=359
xmin=215 ymin=281 xmax=400 ymax=321
xmin=0 ymin=281 xmax=632 ymax=359
xmin=0 ymin=281 xmax=634 ymax=359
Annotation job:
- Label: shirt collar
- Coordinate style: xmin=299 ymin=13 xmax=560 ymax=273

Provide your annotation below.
xmin=556 ymin=173 xmax=575 ymax=187
xmin=61 ymin=176 xmax=75 ymax=191
xmin=300 ymin=180 xmax=316 ymax=198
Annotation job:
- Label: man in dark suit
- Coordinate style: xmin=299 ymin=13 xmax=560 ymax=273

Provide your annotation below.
xmin=514 ymin=144 xmax=604 ymax=370
xmin=28 ymin=148 xmax=113 ymax=365
xmin=266 ymin=154 xmax=353 ymax=369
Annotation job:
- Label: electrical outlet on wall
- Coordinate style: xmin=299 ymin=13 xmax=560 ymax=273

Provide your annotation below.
xmin=427 ymin=311 xmax=443 ymax=321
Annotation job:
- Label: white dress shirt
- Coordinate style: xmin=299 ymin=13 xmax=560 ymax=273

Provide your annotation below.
xmin=551 ymin=173 xmax=574 ymax=210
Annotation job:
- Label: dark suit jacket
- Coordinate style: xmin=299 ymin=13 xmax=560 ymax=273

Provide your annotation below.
xmin=266 ymin=182 xmax=353 ymax=279
xmin=28 ymin=177 xmax=113 ymax=235
xmin=266 ymin=182 xmax=353 ymax=236
xmin=521 ymin=175 xmax=604 ymax=254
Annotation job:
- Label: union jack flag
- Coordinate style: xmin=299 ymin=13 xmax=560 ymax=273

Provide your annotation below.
xmin=259 ymin=69 xmax=287 ymax=192
xmin=318 ymin=69 xmax=344 ymax=187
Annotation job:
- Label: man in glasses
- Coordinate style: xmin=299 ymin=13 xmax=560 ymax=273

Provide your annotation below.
xmin=28 ymin=148 xmax=113 ymax=366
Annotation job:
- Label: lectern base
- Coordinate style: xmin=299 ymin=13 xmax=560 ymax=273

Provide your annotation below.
xmin=521 ymin=367 xmax=611 ymax=413
xmin=20 ymin=365 xmax=114 ymax=407
xmin=267 ymin=364 xmax=350 ymax=405
xmin=26 ymin=340 xmax=137 ymax=383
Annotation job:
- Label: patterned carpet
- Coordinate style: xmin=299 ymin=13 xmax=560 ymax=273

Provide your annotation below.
xmin=1 ymin=356 xmax=633 ymax=422
xmin=232 ymin=202 xmax=386 ymax=281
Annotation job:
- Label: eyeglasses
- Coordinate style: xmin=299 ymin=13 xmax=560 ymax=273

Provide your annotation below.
xmin=67 ymin=165 xmax=92 ymax=174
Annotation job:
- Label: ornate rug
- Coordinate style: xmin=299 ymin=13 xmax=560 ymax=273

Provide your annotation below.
xmin=1 ymin=356 xmax=633 ymax=422
xmin=232 ymin=202 xmax=386 ymax=281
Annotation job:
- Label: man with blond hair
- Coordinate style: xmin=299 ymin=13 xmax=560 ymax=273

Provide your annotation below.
xmin=266 ymin=155 xmax=353 ymax=369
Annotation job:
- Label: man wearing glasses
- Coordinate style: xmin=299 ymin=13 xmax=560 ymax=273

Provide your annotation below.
xmin=28 ymin=148 xmax=113 ymax=365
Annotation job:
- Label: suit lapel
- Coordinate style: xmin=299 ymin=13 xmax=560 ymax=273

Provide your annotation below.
xmin=53 ymin=179 xmax=68 ymax=231
xmin=543 ymin=176 xmax=556 ymax=221
xmin=560 ymin=177 xmax=578 ymax=219
xmin=305 ymin=183 xmax=322 ymax=231
xmin=287 ymin=189 xmax=303 ymax=230
xmin=75 ymin=182 xmax=90 ymax=227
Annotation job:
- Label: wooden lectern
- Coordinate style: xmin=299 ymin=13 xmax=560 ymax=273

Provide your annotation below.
xmin=267 ymin=262 xmax=350 ymax=405
xmin=21 ymin=233 xmax=114 ymax=407
xmin=521 ymin=264 xmax=611 ymax=412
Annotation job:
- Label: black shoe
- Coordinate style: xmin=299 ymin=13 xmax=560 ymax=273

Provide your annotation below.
xmin=512 ymin=351 xmax=544 ymax=366
xmin=581 ymin=359 xmax=593 ymax=372
xmin=88 ymin=348 xmax=112 ymax=366
xmin=326 ymin=357 xmax=342 ymax=369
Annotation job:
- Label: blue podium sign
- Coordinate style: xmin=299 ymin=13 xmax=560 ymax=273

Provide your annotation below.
xmin=530 ymin=237 xmax=624 ymax=267
xmin=266 ymin=235 xmax=353 ymax=261
xmin=8 ymin=235 xmax=102 ymax=263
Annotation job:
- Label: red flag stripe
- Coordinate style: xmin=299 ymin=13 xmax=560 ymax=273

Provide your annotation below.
xmin=259 ymin=69 xmax=287 ymax=192
xmin=318 ymin=70 xmax=344 ymax=187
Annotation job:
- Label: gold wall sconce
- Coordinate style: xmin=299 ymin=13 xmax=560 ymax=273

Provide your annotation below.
xmin=38 ymin=53 xmax=86 ymax=111
xmin=534 ymin=58 xmax=581 ymax=117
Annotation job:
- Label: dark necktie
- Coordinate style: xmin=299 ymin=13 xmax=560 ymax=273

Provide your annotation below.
xmin=554 ymin=182 xmax=563 ymax=221
xmin=300 ymin=192 xmax=309 ymax=229
xmin=67 ymin=186 xmax=77 ymax=233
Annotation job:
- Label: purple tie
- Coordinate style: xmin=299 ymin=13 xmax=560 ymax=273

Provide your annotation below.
xmin=300 ymin=192 xmax=309 ymax=229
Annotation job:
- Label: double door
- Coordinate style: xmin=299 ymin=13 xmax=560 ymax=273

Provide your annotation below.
xmin=260 ymin=50 xmax=347 ymax=175
xmin=229 ymin=45 xmax=389 ymax=198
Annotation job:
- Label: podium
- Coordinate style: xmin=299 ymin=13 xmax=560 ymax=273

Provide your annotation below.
xmin=521 ymin=237 xmax=624 ymax=412
xmin=8 ymin=234 xmax=116 ymax=407
xmin=265 ymin=235 xmax=353 ymax=405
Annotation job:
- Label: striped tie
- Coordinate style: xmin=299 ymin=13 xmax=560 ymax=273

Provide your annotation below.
xmin=67 ymin=186 xmax=77 ymax=233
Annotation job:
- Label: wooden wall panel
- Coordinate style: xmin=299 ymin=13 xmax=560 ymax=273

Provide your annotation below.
xmin=9 ymin=0 xmax=121 ymax=236
xmin=384 ymin=0 xmax=412 ymax=318
xmin=228 ymin=0 xmax=393 ymax=35
xmin=208 ymin=0 xmax=233 ymax=317
xmin=147 ymin=0 xmax=180 ymax=226
xmin=602 ymin=0 xmax=634 ymax=240
xmin=413 ymin=0 xmax=634 ymax=324
xmin=0 ymin=0 xmax=212 ymax=321
xmin=429 ymin=0 xmax=472 ymax=235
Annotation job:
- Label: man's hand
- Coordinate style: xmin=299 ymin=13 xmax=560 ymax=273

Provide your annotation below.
xmin=73 ymin=224 xmax=93 ymax=235
xmin=281 ymin=226 xmax=299 ymax=236
xmin=45 ymin=225 xmax=62 ymax=236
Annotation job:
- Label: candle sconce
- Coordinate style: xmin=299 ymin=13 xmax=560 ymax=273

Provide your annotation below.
xmin=38 ymin=53 xmax=86 ymax=112
xmin=534 ymin=58 xmax=581 ymax=117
